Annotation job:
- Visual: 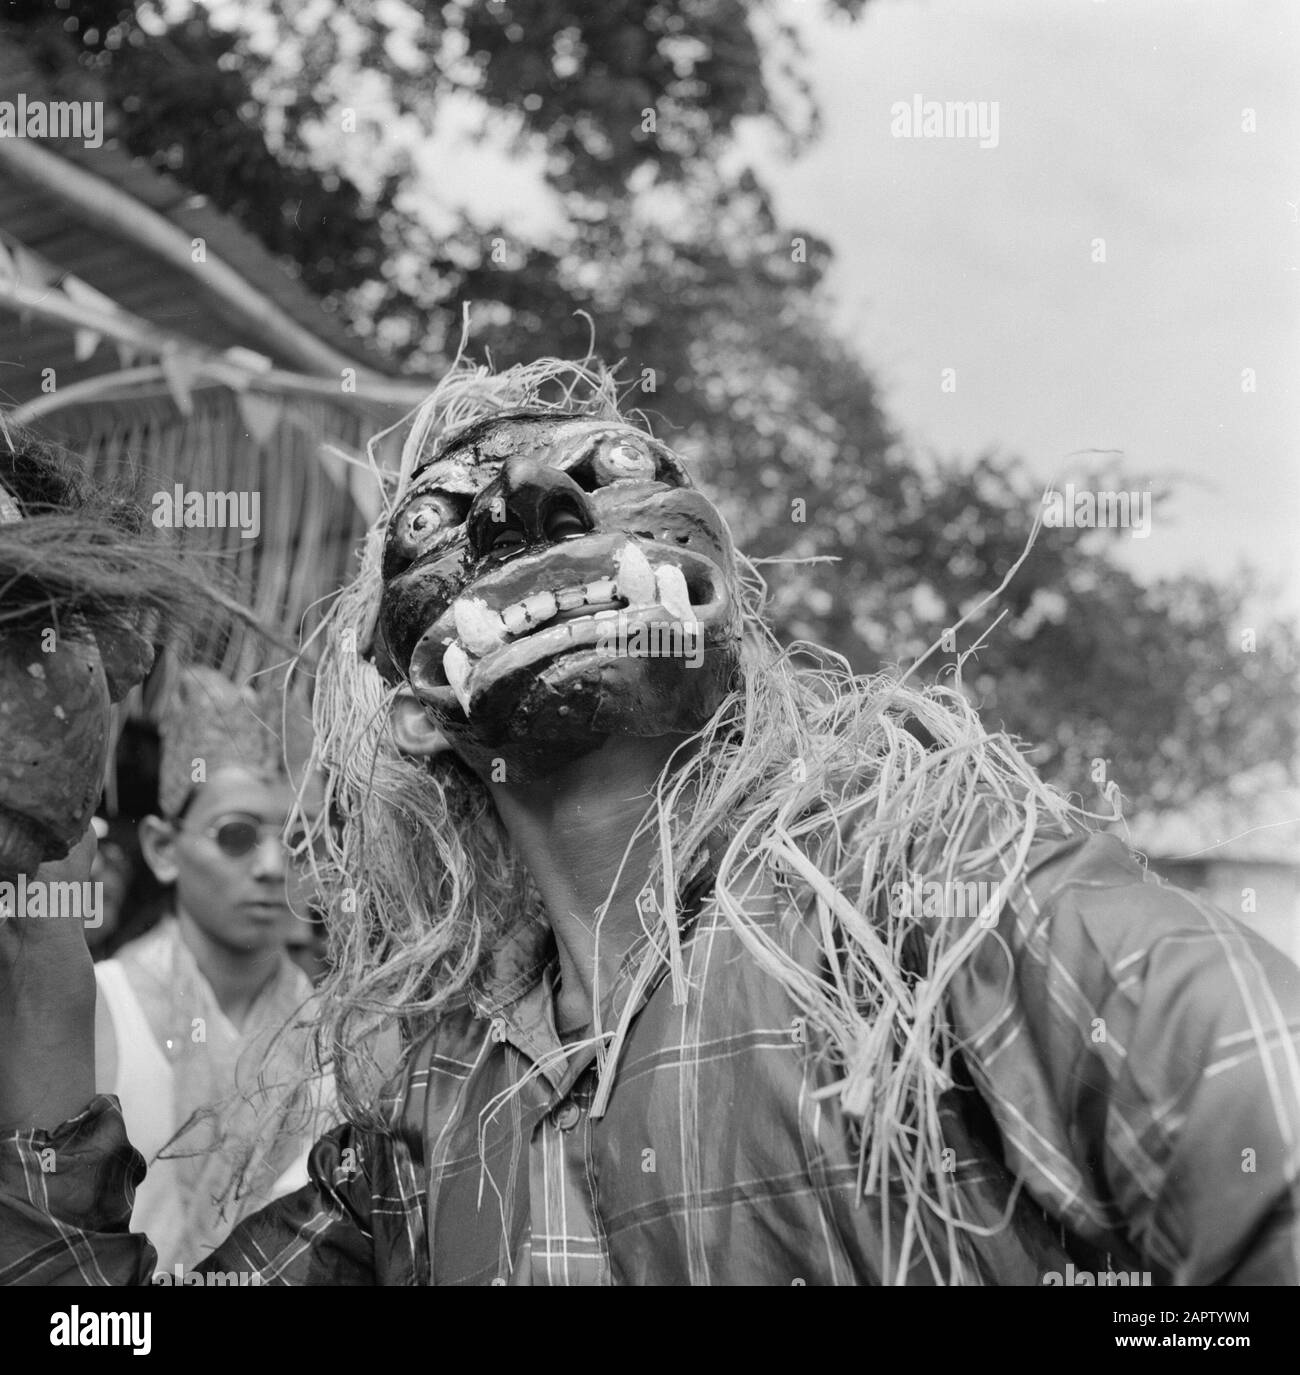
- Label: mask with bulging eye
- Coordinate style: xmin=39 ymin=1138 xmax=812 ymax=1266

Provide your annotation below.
xmin=376 ymin=412 xmax=744 ymax=782
xmin=0 ymin=485 xmax=158 ymax=874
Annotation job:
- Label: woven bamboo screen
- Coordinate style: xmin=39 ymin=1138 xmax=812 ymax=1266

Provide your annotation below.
xmin=41 ymin=387 xmax=381 ymax=684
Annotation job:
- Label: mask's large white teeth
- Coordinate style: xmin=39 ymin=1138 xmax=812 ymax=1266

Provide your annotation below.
xmin=654 ymin=564 xmax=693 ymax=623
xmin=523 ymin=590 xmax=560 ymax=625
xmin=442 ymin=641 xmax=473 ymax=714
xmin=501 ymin=590 xmax=560 ymax=637
xmin=615 ymin=543 xmax=656 ymax=607
xmin=453 ymin=598 xmax=507 ymax=656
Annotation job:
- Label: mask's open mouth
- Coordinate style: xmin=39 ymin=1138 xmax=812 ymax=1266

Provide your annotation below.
xmin=407 ymin=533 xmax=729 ymax=717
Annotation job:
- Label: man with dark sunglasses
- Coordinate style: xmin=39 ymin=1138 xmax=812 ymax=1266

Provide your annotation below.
xmin=92 ymin=666 xmax=330 ymax=1275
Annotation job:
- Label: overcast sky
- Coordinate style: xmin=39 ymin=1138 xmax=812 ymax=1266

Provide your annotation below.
xmin=740 ymin=0 xmax=1299 ymax=617
xmin=412 ymin=0 xmax=1298 ymax=618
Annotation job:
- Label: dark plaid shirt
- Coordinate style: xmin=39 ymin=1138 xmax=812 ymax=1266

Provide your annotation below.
xmin=3 ymin=832 xmax=1298 ymax=1285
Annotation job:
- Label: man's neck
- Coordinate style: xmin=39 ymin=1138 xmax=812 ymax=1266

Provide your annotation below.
xmin=174 ymin=909 xmax=280 ymax=1031
xmin=486 ymin=734 xmax=686 ymax=1034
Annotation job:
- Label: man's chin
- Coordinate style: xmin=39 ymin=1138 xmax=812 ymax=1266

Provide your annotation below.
xmin=228 ymin=922 xmax=286 ymax=955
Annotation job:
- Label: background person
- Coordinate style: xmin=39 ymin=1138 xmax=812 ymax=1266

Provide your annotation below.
xmin=93 ymin=666 xmax=330 ymax=1274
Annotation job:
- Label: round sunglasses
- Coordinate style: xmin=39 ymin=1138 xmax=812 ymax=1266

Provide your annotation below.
xmin=183 ymin=816 xmax=320 ymax=860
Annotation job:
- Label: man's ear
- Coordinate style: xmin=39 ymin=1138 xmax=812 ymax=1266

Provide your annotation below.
xmin=138 ymin=815 xmax=179 ymax=885
xmin=390 ymin=687 xmax=453 ymax=758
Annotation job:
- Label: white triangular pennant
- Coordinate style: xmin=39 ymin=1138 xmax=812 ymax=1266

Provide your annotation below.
xmin=348 ymin=457 xmax=384 ymax=526
xmin=74 ymin=328 xmax=102 ymax=362
xmin=160 ymin=350 xmax=202 ymax=416
xmin=235 ymin=392 xmax=283 ymax=449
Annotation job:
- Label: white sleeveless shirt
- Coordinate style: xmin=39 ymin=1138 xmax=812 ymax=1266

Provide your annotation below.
xmin=95 ymin=946 xmax=320 ymax=1275
xmin=95 ymin=958 xmax=190 ymax=1271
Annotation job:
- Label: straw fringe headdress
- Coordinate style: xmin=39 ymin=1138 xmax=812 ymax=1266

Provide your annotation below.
xmin=293 ymin=352 xmax=1089 ymax=1283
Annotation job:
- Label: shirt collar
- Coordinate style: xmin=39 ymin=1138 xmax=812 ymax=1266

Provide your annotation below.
xmin=463 ymin=836 xmax=725 ymax=1093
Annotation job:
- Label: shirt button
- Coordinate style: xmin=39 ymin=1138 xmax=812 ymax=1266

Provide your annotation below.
xmin=553 ymin=1101 xmax=582 ymax=1131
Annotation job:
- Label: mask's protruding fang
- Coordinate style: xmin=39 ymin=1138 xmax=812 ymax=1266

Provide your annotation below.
xmin=453 ymin=598 xmax=508 ymax=656
xmin=654 ymin=564 xmax=693 ymax=624
xmin=615 ymin=542 xmax=656 ymax=607
xmin=442 ymin=641 xmax=473 ymax=714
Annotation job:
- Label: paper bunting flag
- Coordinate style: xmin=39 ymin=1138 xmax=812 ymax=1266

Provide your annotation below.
xmin=160 ymin=349 xmax=203 ymax=416
xmin=235 ymin=391 xmax=284 ymax=448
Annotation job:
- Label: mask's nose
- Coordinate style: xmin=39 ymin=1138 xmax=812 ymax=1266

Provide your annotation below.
xmin=466 ymin=456 xmax=595 ymax=560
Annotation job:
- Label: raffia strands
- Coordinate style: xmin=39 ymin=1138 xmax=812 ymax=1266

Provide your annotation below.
xmin=653 ymin=639 xmax=1074 ymax=1285
xmin=293 ymin=355 xmax=1087 ymax=1284
xmin=0 ymin=411 xmax=253 ymax=642
xmin=298 ymin=356 xmax=628 ymax=1117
